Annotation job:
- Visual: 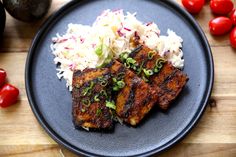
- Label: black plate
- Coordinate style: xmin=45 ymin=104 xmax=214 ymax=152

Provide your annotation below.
xmin=25 ymin=0 xmax=214 ymax=156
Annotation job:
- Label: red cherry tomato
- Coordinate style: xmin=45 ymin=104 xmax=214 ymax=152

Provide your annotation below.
xmin=230 ymin=27 xmax=236 ymax=48
xmin=209 ymin=17 xmax=232 ymax=35
xmin=182 ymin=0 xmax=205 ymax=14
xmin=0 ymin=69 xmax=6 ymax=87
xmin=210 ymin=0 xmax=234 ymax=15
xmin=230 ymin=9 xmax=236 ymax=26
xmin=0 ymin=84 xmax=19 ymax=108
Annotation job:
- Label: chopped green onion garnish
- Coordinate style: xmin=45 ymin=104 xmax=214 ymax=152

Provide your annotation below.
xmin=106 ymin=101 xmax=116 ymax=110
xmin=131 ymin=65 xmax=137 ymax=70
xmin=143 ymin=69 xmax=154 ymax=77
xmin=117 ymin=72 xmax=125 ymax=80
xmin=155 ymin=58 xmax=166 ymax=68
xmin=82 ymin=81 xmax=94 ymax=96
xmin=82 ymin=88 xmax=89 ymax=96
xmin=112 ymin=78 xmax=117 ymax=83
xmin=113 ymin=86 xmax=120 ymax=91
xmin=154 ymin=67 xmax=160 ymax=73
xmin=119 ymin=52 xmax=129 ymax=62
xmin=142 ymin=75 xmax=149 ymax=82
xmin=81 ymin=108 xmax=86 ymax=112
xmin=100 ymin=90 xmax=108 ymax=98
xmin=94 ymin=95 xmax=100 ymax=102
xmin=117 ymin=81 xmax=125 ymax=88
xmin=124 ymin=62 xmax=130 ymax=68
xmin=95 ymin=45 xmax=103 ymax=56
xmin=123 ymin=53 xmax=128 ymax=59
xmin=98 ymin=76 xmax=108 ymax=86
xmin=148 ymin=51 xmax=155 ymax=60
xmin=137 ymin=61 xmax=144 ymax=75
xmin=126 ymin=57 xmax=136 ymax=64
xmin=82 ymin=99 xmax=91 ymax=107
xmin=101 ymin=80 xmax=108 ymax=86
xmin=96 ymin=108 xmax=102 ymax=116
xmin=89 ymin=81 xmax=95 ymax=88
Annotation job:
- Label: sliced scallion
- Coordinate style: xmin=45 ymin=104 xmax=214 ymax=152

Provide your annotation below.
xmin=143 ymin=69 xmax=154 ymax=77
xmin=101 ymin=80 xmax=108 ymax=86
xmin=153 ymin=67 xmax=160 ymax=73
xmin=142 ymin=75 xmax=149 ymax=82
xmin=82 ymin=88 xmax=90 ymax=96
xmin=94 ymin=95 xmax=100 ymax=102
xmin=117 ymin=81 xmax=125 ymax=88
xmin=100 ymin=90 xmax=108 ymax=98
xmin=131 ymin=65 xmax=137 ymax=70
xmin=126 ymin=57 xmax=136 ymax=64
xmin=113 ymin=86 xmax=120 ymax=91
xmin=137 ymin=61 xmax=144 ymax=75
xmin=117 ymin=72 xmax=125 ymax=80
xmin=106 ymin=101 xmax=116 ymax=110
xmin=82 ymin=99 xmax=91 ymax=107
xmin=96 ymin=108 xmax=102 ymax=116
xmin=112 ymin=77 xmax=117 ymax=83
xmin=124 ymin=62 xmax=130 ymax=68
xmin=148 ymin=51 xmax=155 ymax=60
xmin=119 ymin=52 xmax=129 ymax=62
xmin=82 ymin=81 xmax=95 ymax=96
xmin=89 ymin=81 xmax=95 ymax=89
xmin=155 ymin=58 xmax=166 ymax=68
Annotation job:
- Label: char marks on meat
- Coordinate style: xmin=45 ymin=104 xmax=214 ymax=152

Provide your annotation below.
xmin=72 ymin=45 xmax=189 ymax=130
xmin=72 ymin=68 xmax=114 ymax=130
xmin=120 ymin=45 xmax=189 ymax=110
xmin=108 ymin=61 xmax=158 ymax=126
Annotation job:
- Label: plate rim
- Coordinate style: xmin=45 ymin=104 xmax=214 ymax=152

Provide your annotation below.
xmin=25 ymin=0 xmax=214 ymax=156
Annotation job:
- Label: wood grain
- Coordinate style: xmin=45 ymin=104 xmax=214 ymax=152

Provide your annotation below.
xmin=0 ymin=144 xmax=236 ymax=157
xmin=0 ymin=0 xmax=236 ymax=156
xmin=0 ymin=0 xmax=69 ymax=52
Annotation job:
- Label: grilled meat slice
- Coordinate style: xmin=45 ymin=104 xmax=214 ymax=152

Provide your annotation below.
xmin=120 ymin=45 xmax=189 ymax=110
xmin=72 ymin=68 xmax=114 ymax=130
xmin=109 ymin=61 xmax=158 ymax=126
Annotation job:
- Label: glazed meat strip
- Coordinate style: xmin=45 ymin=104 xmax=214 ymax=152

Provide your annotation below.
xmin=119 ymin=45 xmax=188 ymax=110
xmin=108 ymin=61 xmax=158 ymax=126
xmin=72 ymin=68 xmax=114 ymax=130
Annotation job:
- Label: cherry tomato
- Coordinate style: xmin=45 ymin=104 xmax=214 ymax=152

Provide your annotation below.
xmin=0 ymin=68 xmax=6 ymax=87
xmin=210 ymin=0 xmax=234 ymax=15
xmin=182 ymin=0 xmax=205 ymax=14
xmin=230 ymin=27 xmax=236 ymax=48
xmin=0 ymin=84 xmax=19 ymax=108
xmin=209 ymin=17 xmax=232 ymax=35
xmin=230 ymin=9 xmax=236 ymax=26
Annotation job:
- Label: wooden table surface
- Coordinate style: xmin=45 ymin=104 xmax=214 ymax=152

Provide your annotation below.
xmin=0 ymin=0 xmax=236 ymax=156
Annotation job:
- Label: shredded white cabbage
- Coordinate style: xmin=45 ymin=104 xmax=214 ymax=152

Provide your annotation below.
xmin=51 ymin=9 xmax=184 ymax=90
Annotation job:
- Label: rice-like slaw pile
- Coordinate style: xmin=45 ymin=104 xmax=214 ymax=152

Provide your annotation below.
xmin=51 ymin=9 xmax=184 ymax=91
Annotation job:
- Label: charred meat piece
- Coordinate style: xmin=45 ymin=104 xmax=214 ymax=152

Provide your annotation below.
xmin=108 ymin=61 xmax=158 ymax=126
xmin=120 ymin=45 xmax=188 ymax=110
xmin=72 ymin=68 xmax=114 ymax=130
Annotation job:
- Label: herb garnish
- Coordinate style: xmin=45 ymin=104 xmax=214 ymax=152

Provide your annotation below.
xmin=112 ymin=74 xmax=126 ymax=91
xmin=82 ymin=81 xmax=95 ymax=96
xmin=96 ymin=108 xmax=102 ymax=116
xmin=148 ymin=51 xmax=155 ymax=60
xmin=106 ymin=101 xmax=116 ymax=110
xmin=143 ymin=69 xmax=154 ymax=77
xmin=94 ymin=94 xmax=100 ymax=102
xmin=82 ymin=98 xmax=91 ymax=107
